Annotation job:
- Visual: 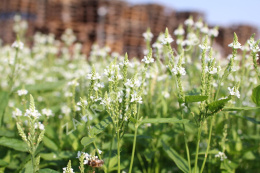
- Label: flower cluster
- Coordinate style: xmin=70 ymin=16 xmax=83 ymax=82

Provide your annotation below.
xmin=171 ymin=66 xmax=186 ymax=76
xmin=215 ymin=151 xmax=227 ymax=161
xmin=228 ymin=86 xmax=240 ymax=98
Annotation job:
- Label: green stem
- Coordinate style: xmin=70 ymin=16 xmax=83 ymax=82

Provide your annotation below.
xmin=200 ymin=117 xmax=214 ymax=173
xmin=107 ymin=127 xmax=115 ymax=173
xmin=182 ymin=123 xmax=191 ymax=173
xmin=117 ymin=131 xmax=121 ymax=173
xmin=129 ymin=125 xmax=138 ymax=173
xmin=194 ymin=125 xmax=202 ymax=173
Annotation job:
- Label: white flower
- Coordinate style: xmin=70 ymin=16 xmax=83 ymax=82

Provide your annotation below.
xmin=162 ymin=91 xmax=170 ymax=98
xmin=34 ymin=122 xmax=45 ymax=130
xmin=42 ymin=108 xmax=53 ymax=117
xmin=12 ymin=108 xmax=22 ymax=118
xmin=201 ymin=26 xmax=209 ymax=34
xmin=98 ymin=149 xmax=102 ymax=154
xmin=24 ymin=109 xmax=41 ymax=119
xmin=142 ymin=32 xmax=153 ymax=41
xmin=174 ymin=28 xmax=185 ymax=36
xmin=17 ymin=89 xmax=28 ymax=96
xmin=184 ymin=18 xmax=194 ymax=26
xmin=209 ymin=28 xmax=219 ymax=37
xmin=195 ymin=21 xmax=203 ymax=28
xmin=161 ymin=36 xmax=174 ymax=45
xmin=171 ymin=66 xmax=186 ymax=76
xmin=86 ymin=73 xmax=101 ymax=80
xmin=63 ymin=167 xmax=74 ymax=173
xmin=199 ymin=44 xmax=211 ymax=50
xmin=208 ymin=67 xmax=218 ymax=74
xmin=215 ymin=151 xmax=227 ymax=161
xmin=141 ymin=56 xmax=154 ymax=64
xmin=130 ymin=93 xmax=142 ymax=104
xmin=228 ymin=42 xmax=241 ymax=49
xmin=228 ymin=87 xmax=240 ymax=98
xmin=12 ymin=41 xmax=24 ymax=50
xmin=67 ymin=80 xmax=79 ymax=86
xmin=152 ymin=42 xmax=163 ymax=50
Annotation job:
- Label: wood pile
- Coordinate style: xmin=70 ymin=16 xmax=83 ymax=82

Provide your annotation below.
xmin=0 ymin=0 xmax=258 ymax=58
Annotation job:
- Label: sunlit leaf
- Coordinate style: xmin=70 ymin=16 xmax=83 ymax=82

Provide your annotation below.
xmin=251 ymin=85 xmax=260 ymax=106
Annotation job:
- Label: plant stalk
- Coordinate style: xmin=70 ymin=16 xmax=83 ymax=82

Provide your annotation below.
xmin=194 ymin=125 xmax=202 ymax=173
xmin=129 ymin=125 xmax=138 ymax=173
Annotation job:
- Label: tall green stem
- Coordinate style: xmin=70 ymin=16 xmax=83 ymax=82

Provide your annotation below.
xmin=194 ymin=125 xmax=202 ymax=173
xmin=129 ymin=125 xmax=138 ymax=173
xmin=200 ymin=117 xmax=214 ymax=173
xmin=182 ymin=123 xmax=191 ymax=173
xmin=117 ymin=131 xmax=121 ymax=173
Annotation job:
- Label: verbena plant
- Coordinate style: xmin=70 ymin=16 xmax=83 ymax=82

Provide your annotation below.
xmin=0 ymin=15 xmax=259 ymax=173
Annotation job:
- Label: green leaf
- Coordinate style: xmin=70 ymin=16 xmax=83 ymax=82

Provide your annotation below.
xmin=230 ymin=114 xmax=260 ymax=124
xmin=81 ymin=137 xmax=95 ymax=146
xmin=162 ymin=140 xmax=189 ymax=173
xmin=0 ymin=137 xmax=27 ymax=152
xmin=207 ymin=96 xmax=231 ymax=113
xmin=91 ymin=116 xmax=113 ymax=136
xmin=0 ymin=159 xmax=8 ymax=166
xmin=185 ymin=95 xmax=208 ymax=103
xmin=40 ymin=151 xmax=75 ymax=161
xmin=223 ymin=107 xmax=260 ymax=111
xmin=43 ymin=136 xmax=59 ymax=151
xmin=251 ymin=85 xmax=260 ymax=106
xmin=0 ymin=91 xmax=9 ymax=127
xmin=0 ymin=129 xmax=15 ymax=137
xmin=141 ymin=118 xmax=189 ymax=124
xmin=15 ymin=80 xmax=67 ymax=92
xmin=39 ymin=168 xmax=60 ymax=173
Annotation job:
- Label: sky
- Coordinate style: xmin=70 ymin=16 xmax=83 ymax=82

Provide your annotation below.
xmin=126 ymin=0 xmax=260 ymax=30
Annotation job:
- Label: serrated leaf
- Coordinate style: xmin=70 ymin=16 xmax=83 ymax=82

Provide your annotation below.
xmin=141 ymin=118 xmax=189 ymax=124
xmin=0 ymin=91 xmax=9 ymax=127
xmin=223 ymin=107 xmax=260 ymax=111
xmin=0 ymin=137 xmax=27 ymax=152
xmin=81 ymin=137 xmax=95 ymax=146
xmin=43 ymin=136 xmax=59 ymax=151
xmin=185 ymin=95 xmax=208 ymax=103
xmin=162 ymin=140 xmax=189 ymax=173
xmin=91 ymin=116 xmax=113 ymax=136
xmin=251 ymin=85 xmax=260 ymax=106
xmin=207 ymin=96 xmax=231 ymax=113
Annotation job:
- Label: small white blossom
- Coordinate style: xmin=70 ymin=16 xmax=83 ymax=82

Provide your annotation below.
xmin=12 ymin=41 xmax=24 ymax=50
xmin=228 ymin=87 xmax=240 ymax=98
xmin=215 ymin=151 xmax=227 ymax=161
xmin=87 ymin=73 xmax=101 ymax=80
xmin=228 ymin=42 xmax=241 ymax=49
xmin=24 ymin=109 xmax=41 ymax=119
xmin=195 ymin=21 xmax=203 ymax=28
xmin=42 ymin=108 xmax=53 ymax=117
xmin=12 ymin=108 xmax=22 ymax=118
xmin=209 ymin=28 xmax=219 ymax=37
xmin=98 ymin=149 xmax=102 ymax=154
xmin=17 ymin=89 xmax=28 ymax=96
xmin=174 ymin=28 xmax=185 ymax=36
xmin=199 ymin=44 xmax=211 ymax=50
xmin=63 ymin=167 xmax=74 ymax=173
xmin=130 ymin=93 xmax=142 ymax=104
xmin=161 ymin=36 xmax=174 ymax=45
xmin=141 ymin=56 xmax=154 ymax=64
xmin=142 ymin=32 xmax=153 ymax=41
xmin=184 ymin=18 xmax=194 ymax=26
xmin=171 ymin=66 xmax=186 ymax=76
xmin=34 ymin=122 xmax=45 ymax=130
